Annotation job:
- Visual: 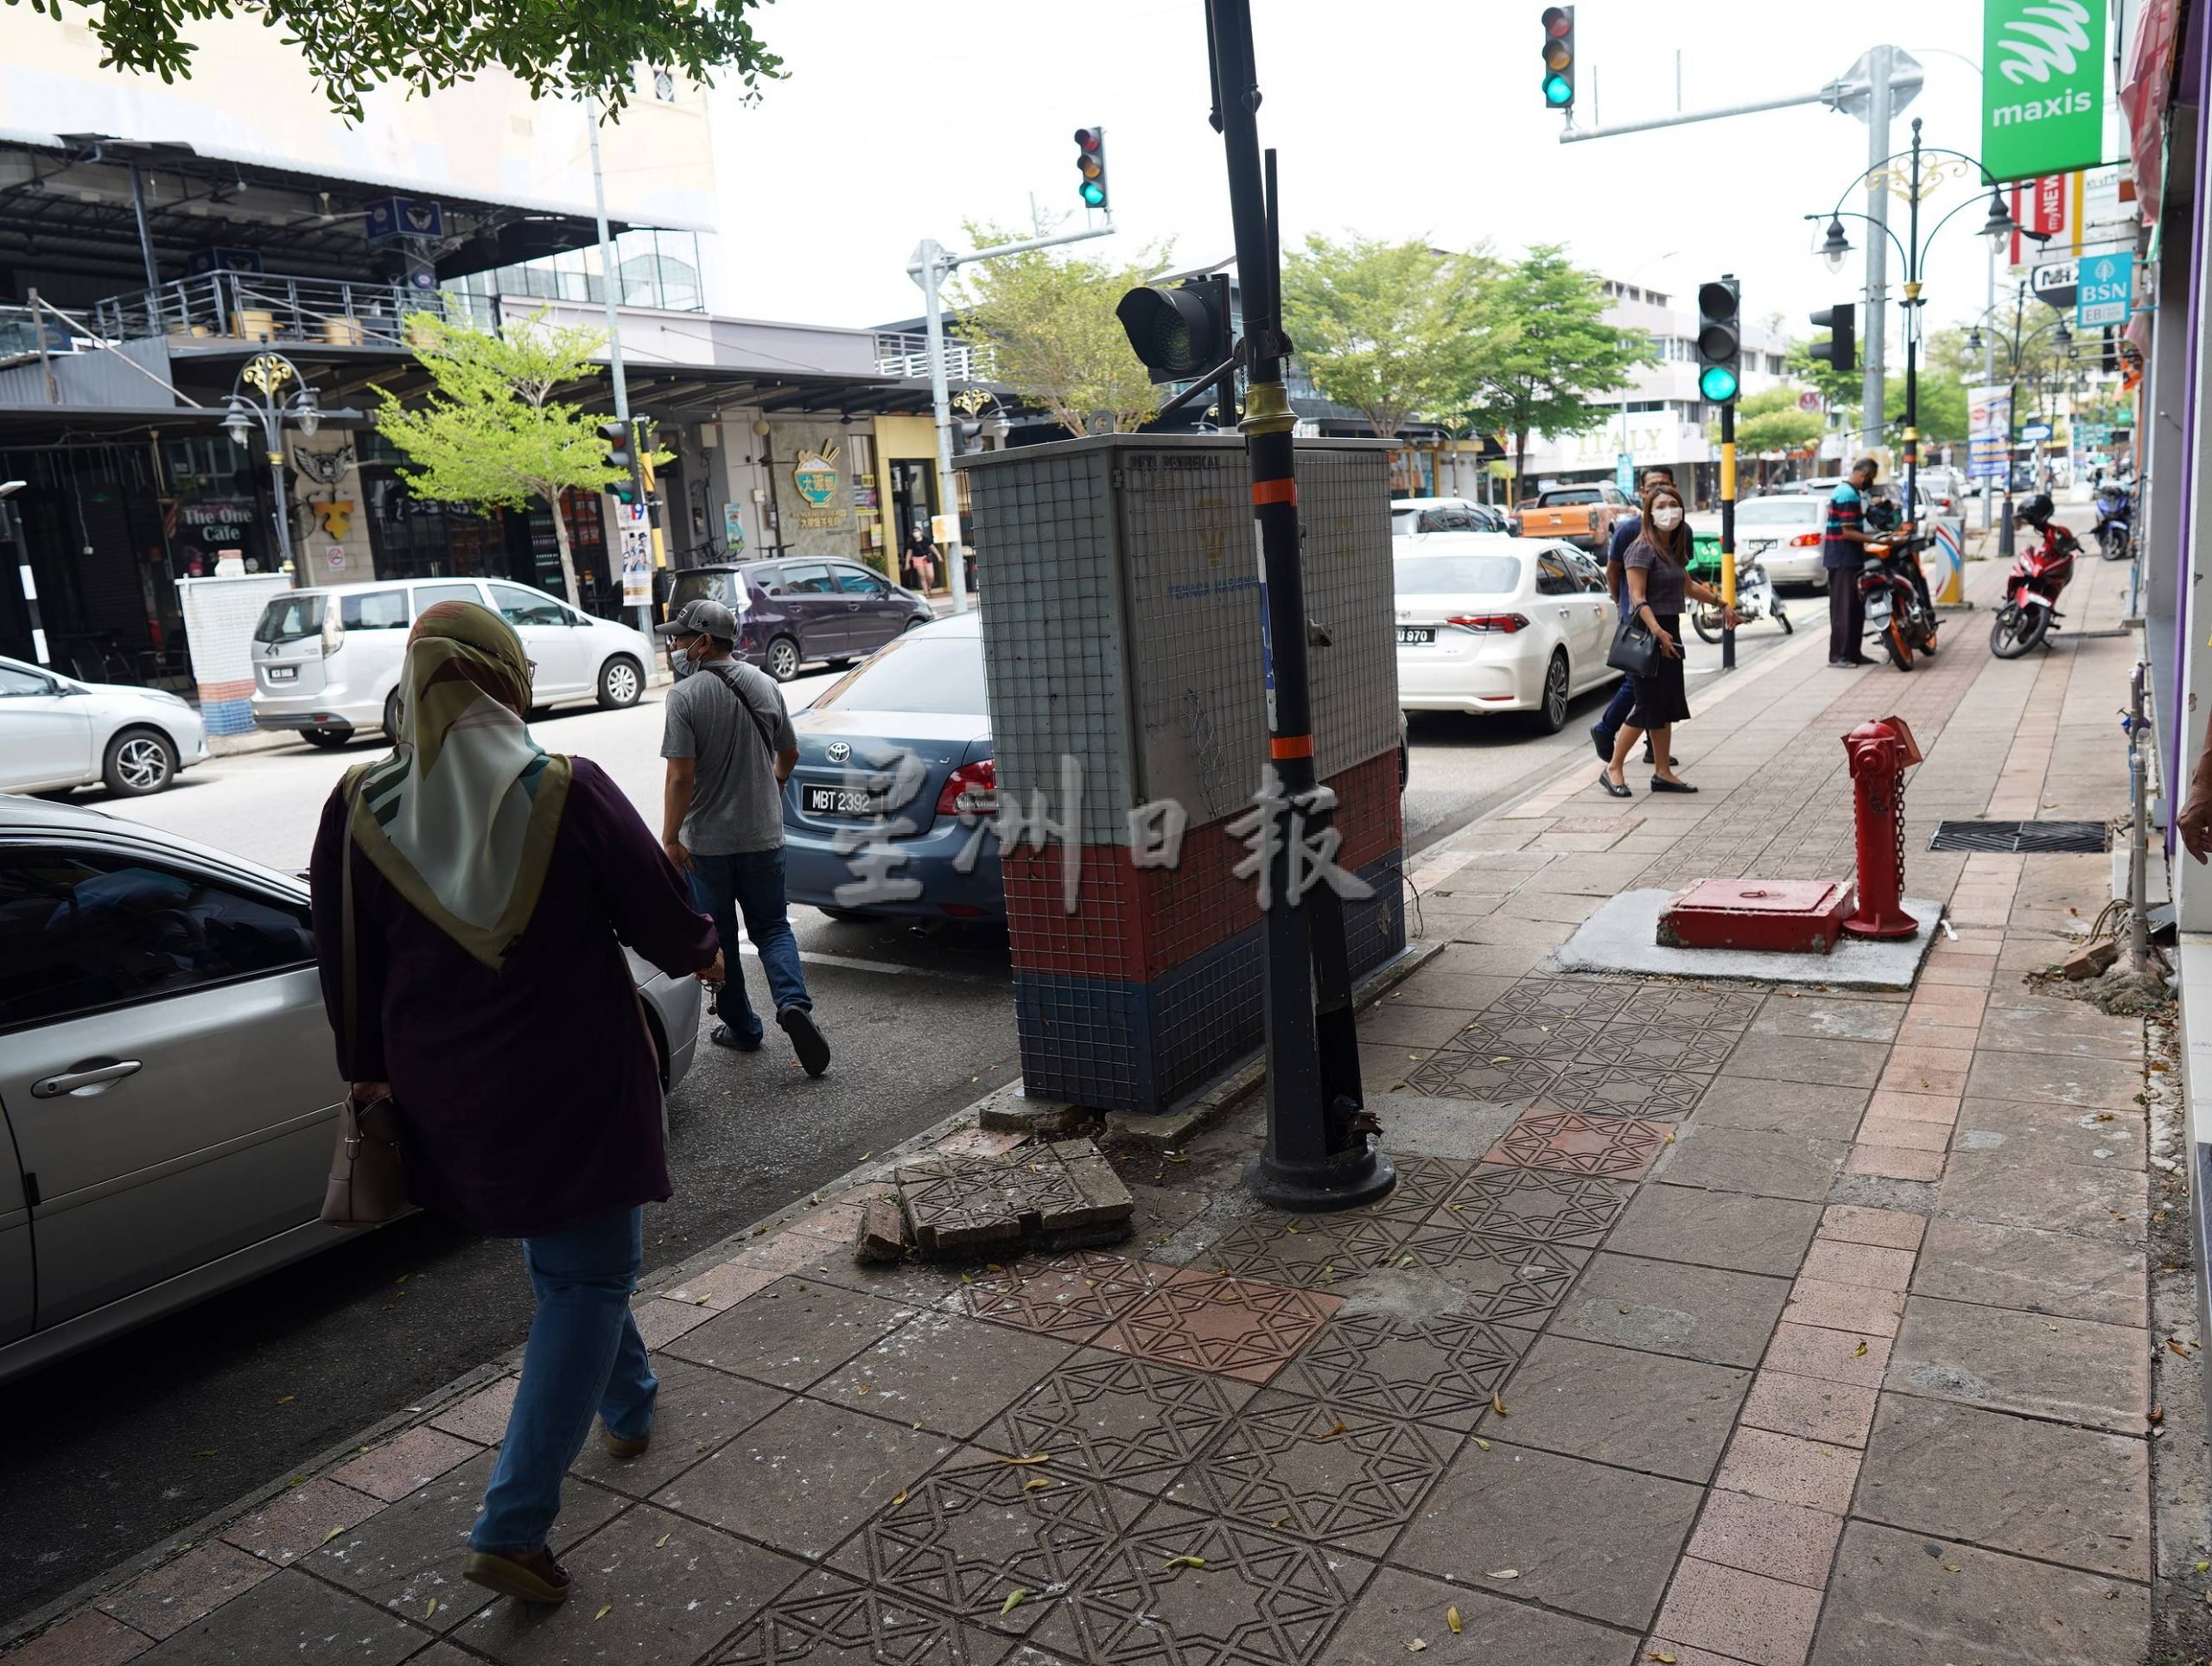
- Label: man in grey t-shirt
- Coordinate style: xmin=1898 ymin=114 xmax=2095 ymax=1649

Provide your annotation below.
xmin=657 ymin=599 xmax=830 ymax=1076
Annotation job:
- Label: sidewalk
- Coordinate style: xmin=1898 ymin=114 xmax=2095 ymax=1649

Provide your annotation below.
xmin=9 ymin=550 xmax=2187 ymax=1666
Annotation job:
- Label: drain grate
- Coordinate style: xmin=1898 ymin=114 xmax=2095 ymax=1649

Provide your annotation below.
xmin=1929 ymin=820 xmax=2112 ymax=854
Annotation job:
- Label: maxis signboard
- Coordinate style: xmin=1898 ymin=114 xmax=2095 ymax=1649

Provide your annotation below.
xmin=1982 ymin=0 xmax=2106 ymax=183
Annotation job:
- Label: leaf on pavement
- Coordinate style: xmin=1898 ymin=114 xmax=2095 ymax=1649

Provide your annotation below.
xmin=276 ymin=1395 xmax=295 ymax=1405
xmin=892 ymin=1491 xmax=908 ymax=1507
xmin=1000 ymin=1588 xmax=1028 ymax=1617
xmin=594 ymin=1604 xmax=613 ymax=1620
xmin=321 ymin=1527 xmax=346 ymax=1545
xmin=425 ymin=1598 xmax=439 ymax=1618
xmin=1023 ymin=1478 xmax=1052 ymax=1491
xmin=1647 ymin=1653 xmax=1679 ymax=1663
xmin=1319 ymin=1421 xmax=1348 ymax=1439
xmin=2170 ymin=1339 xmax=2193 ymax=1358
xmin=1446 ymin=1606 xmax=1462 ymax=1634
xmin=1486 ymin=1567 xmax=1518 ymax=1580
xmin=1853 ymin=1341 xmax=1869 ymax=1357
xmin=1161 ymin=1555 xmax=1205 ymax=1570
xmin=655 ymin=1532 xmax=671 ymax=1548
xmin=998 ymin=1453 xmax=1051 ymax=1466
xmin=1407 ymin=1641 xmax=1427 ymax=1653
xmin=1491 ymin=1391 xmax=1508 ymax=1416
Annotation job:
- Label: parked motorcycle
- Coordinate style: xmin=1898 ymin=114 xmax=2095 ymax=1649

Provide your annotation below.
xmin=2094 ymin=475 xmax=2133 ymax=563
xmin=1990 ymin=492 xmax=2080 ymax=658
xmin=1689 ymin=547 xmax=1792 ymax=642
xmin=1859 ymin=534 xmax=1940 ymax=671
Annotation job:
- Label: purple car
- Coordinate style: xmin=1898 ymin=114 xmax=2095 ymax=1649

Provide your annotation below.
xmin=665 ymin=559 xmax=932 ymax=683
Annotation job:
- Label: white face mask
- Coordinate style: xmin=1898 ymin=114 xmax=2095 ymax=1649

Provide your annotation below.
xmin=1652 ymin=506 xmax=1684 ymax=531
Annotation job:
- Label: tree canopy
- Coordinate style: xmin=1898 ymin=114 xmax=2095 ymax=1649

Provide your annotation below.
xmin=1729 ymin=385 xmax=1825 ymax=456
xmin=949 ymin=224 xmax=1173 ymax=437
xmin=20 ymin=0 xmax=783 ymax=121
xmin=1471 ymin=245 xmax=1649 ymax=487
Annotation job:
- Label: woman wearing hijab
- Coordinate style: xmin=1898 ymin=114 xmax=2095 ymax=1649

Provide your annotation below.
xmin=309 ymin=601 xmax=721 ymax=1606
xmin=1599 ymin=482 xmax=1734 ymax=798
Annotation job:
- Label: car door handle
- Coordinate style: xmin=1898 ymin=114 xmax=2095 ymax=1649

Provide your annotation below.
xmin=845 ymin=601 xmax=861 ymax=611
xmin=32 ymin=1059 xmax=143 ymax=1098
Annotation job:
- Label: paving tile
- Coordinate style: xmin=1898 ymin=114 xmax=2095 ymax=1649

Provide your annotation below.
xmin=1916 ymin=957 xmax=2000 ymax=987
xmin=1951 ymin=1097 xmax=2144 ymax=1169
xmin=1429 ymin=1163 xmax=1632 ymax=1249
xmin=810 ymin=1308 xmax=1073 ymax=1439
xmin=1888 ymin=1296 xmax=2149 ymax=1434
xmin=1782 ymin=1275 xmax=1907 ymax=1340
xmin=1692 ymin=1076 xmax=1871 ymax=1141
xmin=1096 ymin=1271 xmax=1338 ymax=1385
xmin=1720 ymin=1034 xmax=1890 ymax=1090
xmin=1877 ymin=1044 xmax=1975 ymax=1098
xmin=1909 ymin=982 xmax=1988 ymax=1017
xmin=717 ymin=1567 xmax=1010 ymax=1664
xmin=1402 ymin=1050 xmax=1562 ymax=1103
xmin=1797 ymin=1239 xmax=1916 ymax=1292
xmin=96 ymin=1542 xmax=276 ymax=1642
xmin=1163 ymin=1388 xmax=1456 ymax=1556
xmin=1895 ymin=1012 xmax=1982 ymax=1047
xmin=1324 ymin=1566 xmax=1631 ymax=1665
xmin=2 ymin=1611 xmax=150 ymax=1666
xmin=1854 ymin=1395 xmax=2150 ymax=1580
xmin=1654 ymin=1554 xmax=1824 ymax=1666
xmin=1809 ymin=1521 xmax=2146 ymax=1666
xmin=1815 ymin=1205 xmax=1924 ymax=1251
xmin=1384 ymin=965 xmax=1521 ymax=1014
xmin=1024 ymin=1499 xmax=1371 ymax=1665
xmin=1274 ymin=1307 xmax=1527 ymax=1429
xmin=1842 ymin=1142 xmax=1946 ymax=1182
xmin=1549 ymin=1253 xmax=1790 ymax=1368
xmin=454 ymin=1502 xmax=803 ymax=1664
xmin=829 ymin=1456 xmax=1141 ymax=1639
xmin=567 ymin=1356 xmax=787 ymax=1497
xmin=1863 ymin=1089 xmax=1960 ymax=1128
xmin=1739 ymin=1369 xmax=1878 ymax=1447
xmin=331 ymin=1428 xmax=483 ymax=1504
xmin=314 ymin=1452 xmax=620 ymax=1632
xmin=1963 ymin=1048 xmax=2145 ymax=1109
xmin=1359 ymin=1001 xmax=1491 ymax=1048
xmin=1606 ymin=1184 xmax=1821 ymax=1277
xmin=1687 ymin=1489 xmax=1845 ymax=1589
xmin=1363 ymin=1091 xmax=1520 ymax=1164
xmin=1974 ymin=1000 xmax=2145 ymax=1060
xmin=1651 ymin=1125 xmax=1850 ymax=1203
xmin=1750 ymin=996 xmax=1903 ymax=1043
xmin=658 ymin=1278 xmax=920 ymax=1389
xmin=649 ymin=1396 xmax=954 ymax=1565
xmin=661 ymin=1257 xmax=786 ymax=1312
xmin=1386 ymin=1224 xmax=1585 ymax=1328
xmin=1535 ymin=1062 xmax=1713 ymax=1119
xmin=1640 ymin=1637 xmax=1764 ymax=1666
xmin=632 ymin=1296 xmax=716 ymax=1351
xmin=1910 ymin=1218 xmax=2147 ymax=1327
xmin=1480 ymin=1336 xmax=1750 ymax=1483
xmin=1713 ymin=1427 xmax=1860 ymax=1516
xmin=429 ymin=1377 xmax=519 ymax=1447
xmin=1395 ymin=1440 xmax=1700 ymax=1630
xmin=220 ymin=1475 xmax=384 ymax=1568
xmin=1936 ymin=1147 xmax=2148 ymax=1243
xmin=979 ymin=1348 xmax=1257 ymax=1494
xmin=1852 ymin=1112 xmax=1951 ymax=1152
xmin=127 ymin=1570 xmax=424 ymax=1666
xmin=1351 ymin=1153 xmax=1483 ymax=1223
xmin=1200 ymin=1211 xmax=1416 ymax=1290
xmin=1483 ymin=1110 xmax=1675 ymax=1180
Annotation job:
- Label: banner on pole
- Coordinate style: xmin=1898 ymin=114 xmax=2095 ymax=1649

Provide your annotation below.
xmin=1982 ymin=0 xmax=2107 ymax=183
xmin=1968 ymin=385 xmax=2012 ymax=479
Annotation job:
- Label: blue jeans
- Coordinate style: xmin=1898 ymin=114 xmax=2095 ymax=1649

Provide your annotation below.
xmin=470 ymin=1207 xmax=654 ymax=1554
xmin=688 ymin=848 xmax=810 ymax=1046
xmin=1599 ymin=675 xmax=1636 ymax=734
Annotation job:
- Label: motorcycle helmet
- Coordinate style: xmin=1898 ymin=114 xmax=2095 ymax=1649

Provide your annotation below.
xmin=1863 ymin=497 xmax=1902 ymax=533
xmin=2014 ymin=492 xmax=2054 ymax=527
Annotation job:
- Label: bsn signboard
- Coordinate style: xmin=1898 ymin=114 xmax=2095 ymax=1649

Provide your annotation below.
xmin=2076 ymin=252 xmax=2133 ymax=327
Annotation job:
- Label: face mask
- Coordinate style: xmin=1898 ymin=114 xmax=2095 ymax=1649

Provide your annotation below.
xmin=671 ymin=636 xmax=701 ymax=680
xmin=1652 ymin=506 xmax=1683 ymax=531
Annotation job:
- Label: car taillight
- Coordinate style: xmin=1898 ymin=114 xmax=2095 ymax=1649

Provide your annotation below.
xmin=935 ymin=758 xmax=997 ymax=817
xmin=1789 ymin=532 xmax=1821 ymax=547
xmin=1587 ymin=508 xmax=1601 ymax=531
xmin=320 ymin=613 xmax=344 ymax=657
xmin=1446 ymin=614 xmax=1530 ymax=633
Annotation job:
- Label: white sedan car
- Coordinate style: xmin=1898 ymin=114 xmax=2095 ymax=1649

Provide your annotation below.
xmin=1687 ymin=496 xmax=1830 ymax=588
xmin=1395 ymin=533 xmax=1621 ymax=732
xmin=0 ymin=655 xmax=208 ymax=797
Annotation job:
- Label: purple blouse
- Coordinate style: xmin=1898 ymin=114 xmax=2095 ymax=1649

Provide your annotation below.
xmin=310 ymin=757 xmax=719 ymax=1239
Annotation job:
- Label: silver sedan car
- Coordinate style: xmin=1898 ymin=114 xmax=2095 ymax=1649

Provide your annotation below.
xmin=0 ymin=795 xmax=702 ymax=1383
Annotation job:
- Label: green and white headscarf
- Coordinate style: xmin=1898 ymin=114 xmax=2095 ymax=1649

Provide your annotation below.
xmin=345 ymin=601 xmax=572 ymax=970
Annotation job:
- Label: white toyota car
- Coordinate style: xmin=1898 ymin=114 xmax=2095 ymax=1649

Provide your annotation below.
xmin=0 ymin=655 xmax=209 ymax=798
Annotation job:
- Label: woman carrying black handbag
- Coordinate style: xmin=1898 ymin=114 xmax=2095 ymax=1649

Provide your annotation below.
xmin=1599 ymin=482 xmax=1735 ymax=798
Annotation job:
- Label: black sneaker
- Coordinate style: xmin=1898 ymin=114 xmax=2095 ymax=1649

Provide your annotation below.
xmin=779 ymin=1006 xmax=831 ymax=1078
xmin=710 ymin=1024 xmax=761 ymax=1052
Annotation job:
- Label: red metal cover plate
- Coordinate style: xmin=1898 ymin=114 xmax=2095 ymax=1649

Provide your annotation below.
xmin=1658 ymin=878 xmax=1857 ymax=954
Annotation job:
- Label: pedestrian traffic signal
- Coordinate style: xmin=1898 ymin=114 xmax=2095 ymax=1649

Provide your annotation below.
xmin=1808 ymin=303 xmax=1857 ymax=375
xmin=1540 ymin=7 xmax=1575 ymax=110
xmin=1695 ymin=277 xmax=1742 ymax=404
xmin=598 ymin=419 xmax=637 ymax=503
xmin=1116 ymin=277 xmax=1233 ymax=386
xmin=1074 ymin=126 xmax=1109 ymax=210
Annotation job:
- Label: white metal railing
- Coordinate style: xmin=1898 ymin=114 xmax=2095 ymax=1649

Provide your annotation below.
xmin=90 ymin=274 xmax=500 ymax=350
xmin=873 ymin=331 xmax=996 ymax=382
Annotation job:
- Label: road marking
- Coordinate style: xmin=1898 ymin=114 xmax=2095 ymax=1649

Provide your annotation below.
xmin=732 ymin=941 xmax=993 ymax=983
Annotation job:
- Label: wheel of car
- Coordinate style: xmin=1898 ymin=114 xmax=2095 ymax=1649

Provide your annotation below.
xmin=102 ymin=728 xmax=177 ymax=797
xmin=1533 ymin=651 xmax=1571 ymax=735
xmin=764 ymin=635 xmax=801 ymax=682
xmin=902 ymin=616 xmax=927 ymax=633
xmin=383 ymin=690 xmax=404 ymax=746
xmin=302 ymin=728 xmax=353 ymax=750
xmin=597 ymin=655 xmax=643 ymax=709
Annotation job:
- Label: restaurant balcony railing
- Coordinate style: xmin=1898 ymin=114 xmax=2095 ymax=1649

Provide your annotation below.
xmin=88 ymin=273 xmax=502 ymax=351
xmin=872 ymin=331 xmax=996 ymax=383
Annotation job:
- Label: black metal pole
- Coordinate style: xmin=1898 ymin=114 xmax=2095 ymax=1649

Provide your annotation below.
xmin=1210 ymin=0 xmax=1392 ymax=1211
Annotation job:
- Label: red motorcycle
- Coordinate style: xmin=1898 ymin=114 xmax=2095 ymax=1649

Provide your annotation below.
xmin=1990 ymin=493 xmax=2079 ymax=658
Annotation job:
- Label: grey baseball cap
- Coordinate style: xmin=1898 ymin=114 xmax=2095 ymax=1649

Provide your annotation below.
xmin=654 ymin=598 xmax=738 ymax=643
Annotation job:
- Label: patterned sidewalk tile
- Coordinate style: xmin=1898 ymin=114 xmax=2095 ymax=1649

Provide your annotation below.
xmin=1096 ymin=1272 xmax=1338 ymax=1385
xmin=1535 ymin=1061 xmax=1710 ymax=1119
xmin=980 ymin=1350 xmax=1256 ymax=1495
xmin=1484 ymin=1110 xmax=1675 ymax=1180
xmin=718 ymin=1568 xmax=1009 ymax=1665
xmin=1274 ymin=1308 xmax=1527 ymax=1429
xmin=1352 ymin=1153 xmax=1480 ymax=1222
xmin=1399 ymin=1051 xmax=1559 ymax=1104
xmin=1428 ymin=1163 xmax=1631 ymax=1250
xmin=1489 ymin=977 xmax=1639 ymax=1022
xmin=952 ymin=1251 xmax=1174 ymax=1343
xmin=1200 ymin=1212 xmax=1416 ymax=1290
xmin=1389 ymin=1224 xmax=1584 ymax=1326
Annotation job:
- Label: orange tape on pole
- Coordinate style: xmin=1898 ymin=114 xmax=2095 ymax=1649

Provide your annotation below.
xmin=1251 ymin=479 xmax=1297 ymax=506
xmin=1269 ymin=734 xmax=1314 ymax=759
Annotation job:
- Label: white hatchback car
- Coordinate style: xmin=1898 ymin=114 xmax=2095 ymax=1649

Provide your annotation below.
xmin=1395 ymin=534 xmax=1621 ymax=732
xmin=0 ymin=655 xmax=209 ymax=798
xmin=251 ymin=577 xmax=653 ymax=747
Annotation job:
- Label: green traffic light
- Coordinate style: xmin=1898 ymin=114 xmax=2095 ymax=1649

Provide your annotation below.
xmin=1544 ymin=73 xmax=1572 ymax=105
xmin=1699 ymin=365 xmax=1739 ymax=402
xmin=1080 ymin=181 xmax=1106 ymax=207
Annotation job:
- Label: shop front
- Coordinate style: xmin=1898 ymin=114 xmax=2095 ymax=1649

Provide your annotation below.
xmin=760 ymin=416 xmax=871 ymax=571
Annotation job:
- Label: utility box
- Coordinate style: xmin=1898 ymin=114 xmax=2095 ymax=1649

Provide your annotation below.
xmin=1657 ymin=878 xmax=1859 ymax=954
xmin=959 ymin=433 xmax=1406 ymax=1117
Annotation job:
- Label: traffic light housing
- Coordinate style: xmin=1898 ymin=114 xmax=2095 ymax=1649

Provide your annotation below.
xmin=1696 ymin=276 xmax=1742 ymax=404
xmin=634 ymin=416 xmax=657 ymax=496
xmin=1541 ymin=7 xmax=1575 ymax=110
xmin=1074 ymin=126 xmax=1109 ymax=210
xmin=1808 ymin=303 xmax=1857 ymax=375
xmin=598 ymin=419 xmax=637 ymax=504
xmin=1116 ymin=277 xmax=1233 ymax=386
xmin=2101 ymin=327 xmax=2118 ymax=374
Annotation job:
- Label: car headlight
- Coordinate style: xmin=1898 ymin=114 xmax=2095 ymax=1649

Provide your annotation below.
xmin=149 ymin=690 xmax=191 ymax=708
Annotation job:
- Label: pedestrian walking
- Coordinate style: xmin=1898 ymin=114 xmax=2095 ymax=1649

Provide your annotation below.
xmin=657 ymin=597 xmax=832 ymax=1077
xmin=308 ymin=601 xmax=722 ymax=1607
xmin=1599 ymin=483 xmax=1733 ymax=798
xmin=904 ymin=526 xmax=938 ymax=593
xmin=1824 ymin=455 xmax=1884 ymax=667
xmin=1590 ymin=467 xmax=1679 ymax=767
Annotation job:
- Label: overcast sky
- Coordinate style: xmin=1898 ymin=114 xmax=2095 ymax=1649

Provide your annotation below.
xmin=705 ymin=0 xmax=2107 ymax=346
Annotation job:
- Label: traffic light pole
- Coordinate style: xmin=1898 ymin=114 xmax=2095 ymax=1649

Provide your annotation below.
xmin=588 ymin=104 xmax=651 ymax=635
xmin=1209 ymin=0 xmax=1393 ymax=1212
xmin=909 ymin=219 xmax=1115 ymax=614
xmin=1719 ymin=402 xmax=1736 ymax=671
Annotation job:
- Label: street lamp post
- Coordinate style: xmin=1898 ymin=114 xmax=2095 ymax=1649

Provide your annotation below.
xmin=223 ymin=351 xmax=321 ymax=578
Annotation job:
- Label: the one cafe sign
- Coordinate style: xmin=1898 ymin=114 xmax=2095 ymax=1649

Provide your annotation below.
xmin=177 ymin=498 xmax=257 ymax=547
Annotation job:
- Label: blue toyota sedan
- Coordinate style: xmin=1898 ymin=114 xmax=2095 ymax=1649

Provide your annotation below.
xmin=781 ymin=612 xmax=1003 ymax=924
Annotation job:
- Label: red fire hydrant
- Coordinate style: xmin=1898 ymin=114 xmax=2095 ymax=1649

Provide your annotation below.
xmin=1841 ymin=715 xmax=1923 ymax=938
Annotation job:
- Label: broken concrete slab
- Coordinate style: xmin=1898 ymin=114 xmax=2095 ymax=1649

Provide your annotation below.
xmin=889 ymin=1137 xmax=1135 ymax=1261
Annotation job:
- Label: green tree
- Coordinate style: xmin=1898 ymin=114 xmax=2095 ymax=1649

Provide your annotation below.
xmin=373 ymin=309 xmax=626 ymax=607
xmin=950 ymin=225 xmax=1173 ymax=437
xmin=20 ymin=0 xmax=783 ymax=121
xmin=1786 ymin=337 xmax=1860 ymax=414
xmin=1730 ymin=385 xmax=1825 ymax=456
xmin=1280 ymin=235 xmax=1514 ymax=459
xmin=1473 ymin=245 xmax=1649 ymax=489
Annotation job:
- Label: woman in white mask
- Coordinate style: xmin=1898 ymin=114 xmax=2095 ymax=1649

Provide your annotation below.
xmin=1599 ymin=483 xmax=1734 ymax=797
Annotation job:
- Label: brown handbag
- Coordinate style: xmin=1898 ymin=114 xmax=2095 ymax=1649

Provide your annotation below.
xmin=320 ymin=773 xmax=408 ymax=1228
